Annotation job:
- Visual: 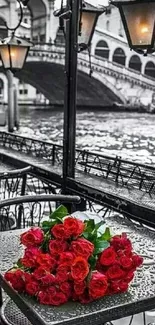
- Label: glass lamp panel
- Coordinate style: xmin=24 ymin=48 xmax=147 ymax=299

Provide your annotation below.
xmin=122 ymin=2 xmax=155 ymax=46
xmin=78 ymin=12 xmax=96 ymax=46
xmin=10 ymin=45 xmax=28 ymax=69
xmin=0 ymin=45 xmax=11 ymax=68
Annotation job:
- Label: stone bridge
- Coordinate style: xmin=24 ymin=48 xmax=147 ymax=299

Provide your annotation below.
xmin=14 ymin=44 xmax=155 ymax=107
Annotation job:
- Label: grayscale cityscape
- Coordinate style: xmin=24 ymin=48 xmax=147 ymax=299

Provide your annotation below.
xmin=0 ymin=1 xmax=155 ymax=325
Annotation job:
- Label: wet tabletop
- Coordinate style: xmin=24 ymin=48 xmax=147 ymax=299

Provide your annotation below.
xmin=1 ymin=214 xmax=155 ymax=325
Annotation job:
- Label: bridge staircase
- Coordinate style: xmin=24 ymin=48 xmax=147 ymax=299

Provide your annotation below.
xmin=0 ymin=131 xmax=154 ymax=227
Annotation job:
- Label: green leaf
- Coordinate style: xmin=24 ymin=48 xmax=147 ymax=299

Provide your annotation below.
xmin=84 ymin=219 xmax=95 ymax=232
xmin=49 ymin=205 xmax=68 ymax=220
xmin=41 ymin=220 xmax=57 ymax=232
xmin=99 ymin=227 xmax=112 ymax=241
xmin=88 ymin=255 xmax=98 ymax=270
xmin=94 ymin=240 xmax=110 ymax=255
xmin=15 ymin=259 xmax=23 ymax=268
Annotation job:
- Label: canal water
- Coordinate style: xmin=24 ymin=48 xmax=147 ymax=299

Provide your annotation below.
xmin=19 ymin=107 xmax=155 ymax=165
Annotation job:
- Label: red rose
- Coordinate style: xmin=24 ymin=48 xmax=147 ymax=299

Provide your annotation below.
xmin=51 ymin=224 xmax=68 ymax=240
xmin=74 ymin=281 xmax=86 ymax=295
xmin=33 ymin=267 xmax=50 ymax=281
xmin=56 ymin=264 xmax=70 ymax=282
xmin=106 ymin=264 xmax=125 ymax=280
xmin=78 ymin=289 xmax=92 ymax=304
xmin=38 ymin=288 xmax=56 ymax=305
xmin=71 ymin=238 xmax=94 ymax=259
xmin=25 ymin=281 xmax=39 ymax=296
xmin=132 ymin=254 xmax=143 ymax=268
xmin=5 ymin=269 xmax=26 ymax=293
xmin=100 ymin=247 xmax=116 ymax=266
xmin=36 ymin=253 xmax=56 ymax=271
xmin=119 ymin=256 xmax=133 ymax=270
xmin=49 ymin=239 xmax=68 ymax=256
xmin=58 ymin=252 xmax=75 ymax=266
xmin=63 ymin=217 xmax=85 ymax=237
xmin=71 ymin=256 xmax=89 ymax=281
xmin=20 ymin=228 xmax=44 ymax=247
xmin=110 ymin=280 xmax=128 ymax=294
xmin=88 ymin=271 xmax=108 ymax=299
xmin=125 ymin=271 xmax=134 ymax=282
xmin=20 ymin=247 xmax=41 ymax=268
xmin=60 ymin=282 xmax=72 ymax=298
xmin=50 ymin=292 xmax=68 ymax=306
xmin=40 ymin=274 xmax=56 ymax=285
xmin=110 ymin=235 xmax=132 ymax=252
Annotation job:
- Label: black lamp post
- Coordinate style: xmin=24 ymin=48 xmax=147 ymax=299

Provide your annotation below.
xmin=112 ymin=0 xmax=155 ymax=55
xmin=54 ymin=0 xmax=104 ymax=190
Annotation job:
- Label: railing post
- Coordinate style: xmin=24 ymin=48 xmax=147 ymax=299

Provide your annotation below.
xmin=6 ymin=70 xmax=14 ymax=133
xmin=14 ymin=86 xmax=20 ymax=130
xmin=52 ymin=145 xmax=55 ymax=165
xmin=17 ymin=173 xmax=27 ymax=228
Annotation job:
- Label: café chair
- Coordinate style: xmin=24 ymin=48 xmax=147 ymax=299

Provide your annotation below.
xmin=0 ymin=194 xmax=81 ymax=325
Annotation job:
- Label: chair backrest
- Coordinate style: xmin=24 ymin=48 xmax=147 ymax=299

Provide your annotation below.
xmin=0 ymin=166 xmax=32 ymax=200
xmin=0 ymin=194 xmax=81 ymax=231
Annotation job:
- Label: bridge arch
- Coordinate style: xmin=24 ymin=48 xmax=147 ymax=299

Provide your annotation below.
xmin=112 ymin=48 xmax=126 ymax=66
xmin=144 ymin=61 xmax=155 ymax=79
xmin=28 ymin=0 xmax=49 ymax=18
xmin=12 ymin=61 xmax=125 ymax=107
xmin=129 ymin=55 xmax=142 ymax=72
xmin=95 ymin=40 xmax=109 ymax=59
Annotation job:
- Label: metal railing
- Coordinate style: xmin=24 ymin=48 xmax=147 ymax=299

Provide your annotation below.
xmin=0 ymin=131 xmax=155 ymax=195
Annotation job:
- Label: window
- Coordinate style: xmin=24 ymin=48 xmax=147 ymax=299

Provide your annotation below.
xmin=19 ymin=89 xmax=28 ymax=95
xmin=24 ymin=18 xmax=28 ymax=24
xmin=95 ymin=40 xmax=109 ymax=59
xmin=145 ymin=61 xmax=155 ymax=78
xmin=129 ymin=55 xmax=141 ymax=72
xmin=105 ymin=7 xmax=111 ymax=15
xmin=24 ymin=89 xmax=28 ymax=95
xmin=113 ymin=48 xmax=126 ymax=66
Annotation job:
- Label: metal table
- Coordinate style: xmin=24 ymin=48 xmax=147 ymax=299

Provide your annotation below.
xmin=1 ymin=214 xmax=155 ymax=325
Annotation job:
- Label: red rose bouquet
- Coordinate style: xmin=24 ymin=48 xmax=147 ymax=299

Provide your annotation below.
xmin=4 ymin=205 xmax=143 ymax=306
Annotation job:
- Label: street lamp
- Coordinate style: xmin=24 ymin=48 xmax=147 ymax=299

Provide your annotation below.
xmin=0 ymin=0 xmax=32 ymax=72
xmin=54 ymin=0 xmax=104 ymax=191
xmin=0 ymin=34 xmax=31 ymax=72
xmin=0 ymin=0 xmax=32 ymax=132
xmin=111 ymin=0 xmax=155 ymax=55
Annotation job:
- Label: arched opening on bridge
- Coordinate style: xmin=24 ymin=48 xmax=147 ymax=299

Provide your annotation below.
xmin=28 ymin=0 xmax=47 ymax=43
xmin=112 ymin=48 xmax=126 ymax=66
xmin=0 ymin=17 xmax=7 ymax=39
xmin=95 ymin=40 xmax=109 ymax=59
xmin=129 ymin=55 xmax=142 ymax=72
xmin=55 ymin=27 xmax=65 ymax=45
xmin=144 ymin=62 xmax=155 ymax=78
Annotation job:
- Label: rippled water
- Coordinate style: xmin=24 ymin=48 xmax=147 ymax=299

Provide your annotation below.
xmin=19 ymin=107 xmax=155 ymax=165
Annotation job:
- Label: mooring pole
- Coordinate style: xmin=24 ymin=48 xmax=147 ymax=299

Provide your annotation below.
xmin=63 ymin=0 xmax=79 ymax=191
xmin=6 ymin=70 xmax=14 ymax=132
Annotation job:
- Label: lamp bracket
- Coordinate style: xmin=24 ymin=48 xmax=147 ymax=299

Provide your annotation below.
xmin=5 ymin=0 xmax=23 ymax=33
xmin=58 ymin=10 xmax=72 ymax=20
